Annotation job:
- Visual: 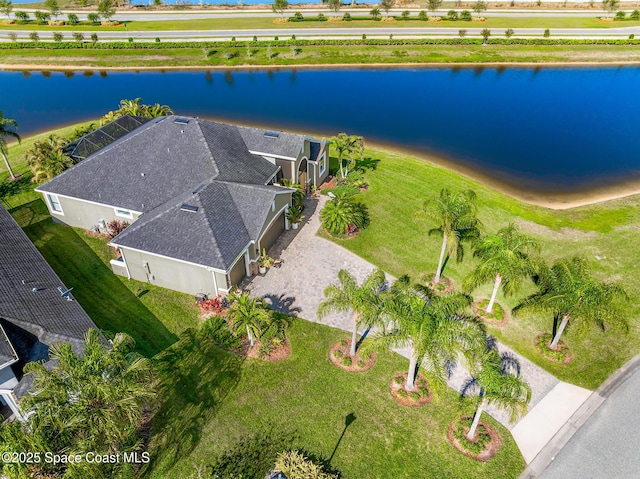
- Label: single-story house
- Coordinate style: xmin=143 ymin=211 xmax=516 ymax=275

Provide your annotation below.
xmin=0 ymin=206 xmax=98 ymax=421
xmin=36 ymin=115 xmax=329 ymax=297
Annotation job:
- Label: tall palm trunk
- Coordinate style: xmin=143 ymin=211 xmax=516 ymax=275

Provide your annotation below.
xmin=338 ymin=154 xmax=345 ymax=179
xmin=1 ymin=151 xmax=16 ymax=180
xmin=350 ymin=311 xmax=359 ymax=357
xmin=550 ymin=314 xmax=570 ymax=350
xmin=405 ymin=348 xmax=418 ymax=391
xmin=486 ymin=273 xmax=502 ymax=314
xmin=467 ymin=397 xmax=486 ymax=440
xmin=434 ymin=236 xmax=448 ymax=284
xmin=246 ymin=325 xmax=254 ymax=347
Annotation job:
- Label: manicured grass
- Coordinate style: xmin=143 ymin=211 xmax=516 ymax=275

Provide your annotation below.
xmin=3 ymin=43 xmax=640 ymax=67
xmin=326 ymin=149 xmax=640 ymax=390
xmin=2 ymin=16 xmax=636 ymax=31
xmin=144 ymin=321 xmax=525 ymax=479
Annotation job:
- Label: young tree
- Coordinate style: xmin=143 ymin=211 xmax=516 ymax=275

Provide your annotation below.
xmin=514 ymin=257 xmax=628 ymax=350
xmin=98 ymin=0 xmax=115 ymax=21
xmin=380 ymin=0 xmax=395 ymax=18
xmin=428 ymin=0 xmax=442 ymax=14
xmin=272 ymin=0 xmax=289 ymax=20
xmin=73 ymin=31 xmax=85 ymax=42
xmin=67 ymin=12 xmax=79 ymax=24
xmin=463 ymin=346 xmax=531 ymax=440
xmin=463 ymin=224 xmax=539 ymax=314
xmin=25 ymin=134 xmax=75 ymax=182
xmin=0 ymin=111 xmax=20 ymax=180
xmin=505 ymin=28 xmax=514 ymax=38
xmin=0 ymin=0 xmax=13 ymax=20
xmin=14 ymin=10 xmax=28 ymax=22
xmin=328 ymin=0 xmax=341 ymax=12
xmin=53 ymin=31 xmax=63 ymax=42
xmin=91 ymin=32 xmax=99 ymax=44
xmin=33 ymin=10 xmax=50 ymax=23
xmin=330 ymin=132 xmax=360 ymax=178
xmin=602 ymin=0 xmax=619 ymax=18
xmin=473 ymin=0 xmax=487 ymax=17
xmin=370 ymin=7 xmax=381 ymax=20
xmin=414 ymin=188 xmax=481 ymax=284
xmin=227 ymin=292 xmax=272 ymax=347
xmin=29 ymin=30 xmax=39 ymax=42
xmin=368 ymin=279 xmax=484 ymax=392
xmin=318 ymin=268 xmax=386 ymax=357
xmin=481 ymin=28 xmax=491 ymax=42
xmin=45 ymin=0 xmax=60 ymax=19
xmin=7 ymin=330 xmax=155 ymax=479
xmin=87 ymin=12 xmax=100 ymax=24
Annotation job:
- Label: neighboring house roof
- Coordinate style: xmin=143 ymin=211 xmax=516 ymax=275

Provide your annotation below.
xmin=237 ymin=125 xmax=309 ymax=159
xmin=111 ymin=180 xmax=290 ymax=271
xmin=0 ymin=206 xmax=98 ymax=396
xmin=38 ymin=116 xmax=285 ymax=213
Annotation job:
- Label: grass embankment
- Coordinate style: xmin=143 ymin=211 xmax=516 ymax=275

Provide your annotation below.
xmin=1 ymin=127 xmax=525 ymax=479
xmin=3 ymin=43 xmax=640 ymax=67
xmin=328 ymin=149 xmax=640 ymax=390
xmin=2 ymin=16 xmax=637 ymax=31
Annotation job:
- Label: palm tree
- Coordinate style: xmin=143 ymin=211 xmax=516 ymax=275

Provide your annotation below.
xmin=318 ymin=268 xmax=386 ymax=357
xmin=463 ymin=346 xmax=531 ymax=440
xmin=514 ymin=257 xmax=628 ymax=350
xmin=414 ymin=188 xmax=481 ymax=285
xmin=21 ymin=330 xmax=154 ymax=457
xmin=320 ymin=193 xmax=369 ymax=237
xmin=330 ymin=132 xmax=360 ymax=178
xmin=25 ymin=134 xmax=73 ymax=183
xmin=145 ymin=102 xmax=174 ymax=118
xmin=0 ymin=111 xmax=20 ymax=180
xmin=118 ymin=97 xmax=145 ymax=116
xmin=464 ymin=224 xmax=540 ymax=314
xmin=227 ymin=292 xmax=272 ymax=347
xmin=368 ymin=279 xmax=485 ymax=391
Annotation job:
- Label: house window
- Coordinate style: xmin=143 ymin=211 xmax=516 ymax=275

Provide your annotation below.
xmin=115 ymin=208 xmax=133 ymax=219
xmin=319 ymin=153 xmax=326 ymax=175
xmin=46 ymin=194 xmax=63 ymax=214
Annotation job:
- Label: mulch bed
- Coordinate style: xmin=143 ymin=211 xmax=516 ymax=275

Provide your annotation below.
xmin=473 ymin=299 xmax=509 ymax=326
xmin=421 ymin=274 xmax=455 ymax=294
xmin=322 ymin=227 xmax=360 ymax=241
xmin=447 ymin=416 xmax=502 ymax=462
xmin=389 ymin=371 xmax=432 ymax=407
xmin=328 ymin=338 xmax=376 ymax=372
xmin=535 ymin=333 xmax=572 ymax=364
xmin=247 ymin=339 xmax=291 ymax=362
xmin=318 ymin=176 xmax=337 ymax=191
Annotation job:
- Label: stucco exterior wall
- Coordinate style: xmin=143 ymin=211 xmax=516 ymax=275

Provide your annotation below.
xmin=316 ymin=148 xmax=329 ymax=186
xmin=250 ymin=193 xmax=291 ymax=258
xmin=40 ymin=193 xmax=141 ymax=232
xmin=120 ymin=248 xmax=218 ymax=297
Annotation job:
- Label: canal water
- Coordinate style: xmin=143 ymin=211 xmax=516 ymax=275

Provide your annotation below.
xmin=3 ymin=66 xmax=639 ymax=197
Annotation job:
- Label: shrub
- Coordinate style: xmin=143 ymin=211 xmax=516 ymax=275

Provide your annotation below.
xmin=393 ymin=375 xmax=404 ymax=385
xmin=505 ymin=28 xmax=514 ymax=38
xmin=34 ymin=10 xmax=50 ymax=24
xmin=631 ymin=10 xmax=640 ymax=20
xmin=317 ymin=13 xmax=326 ymax=21
xmin=333 ymin=349 xmax=343 ymax=358
xmin=356 ymin=359 xmax=365 ymax=368
xmin=90 ymin=32 xmax=98 ymax=44
xmin=14 ymin=11 xmax=29 ymax=23
xmin=447 ymin=10 xmax=458 ymax=20
xmin=231 ymin=36 xmax=235 ymax=42
xmin=341 ymin=356 xmax=352 ymax=367
xmin=29 ymin=31 xmax=39 ymax=42
xmin=198 ymin=294 xmax=227 ymax=314
xmin=8 ymin=32 xmax=17 ymax=42
xmin=481 ymin=28 xmax=491 ymax=41
xmin=155 ymin=37 xmax=160 ymax=43
xmin=53 ymin=32 xmax=63 ymax=42
xmin=458 ymin=29 xmax=467 ymax=38
xmin=543 ymin=28 xmax=550 ymax=38
xmin=338 ymin=339 xmax=348 ymax=348
xmin=460 ymin=10 xmax=472 ymax=21
xmin=408 ymin=391 xmax=421 ymax=402
xmin=401 ymin=10 xmax=410 ymax=20
xmin=274 ymin=35 xmax=279 ymax=41
xmin=253 ymin=35 xmax=258 ymax=41
xmin=291 ymin=34 xmax=296 ymax=40
xmin=48 ymin=20 xmax=64 ymax=26
xmin=418 ymin=386 xmax=429 ymax=397
xmin=274 ymin=450 xmax=338 ymax=479
xmin=320 ymin=194 xmax=370 ymax=237
xmin=87 ymin=12 xmax=100 ymax=24
xmin=630 ymin=34 xmax=635 ymax=39
xmin=396 ymin=389 xmax=408 ymax=398
xmin=128 ymin=37 xmax=133 ymax=43
xmin=362 ymin=33 xmax=366 ymax=40
xmin=67 ymin=13 xmax=79 ymax=24
xmin=202 ymin=315 xmax=242 ymax=350
xmin=107 ymin=219 xmax=129 ymax=239
xmin=615 ymin=11 xmax=626 ymax=20
xmin=452 ymin=417 xmax=492 ymax=455
xmin=294 ymin=11 xmax=303 ymax=20
xmin=418 ymin=10 xmax=428 ymax=20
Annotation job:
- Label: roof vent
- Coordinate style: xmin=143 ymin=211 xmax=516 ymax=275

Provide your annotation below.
xmin=192 ymin=183 xmax=207 ymax=194
xmin=264 ymin=130 xmax=280 ymax=139
xmin=174 ymin=117 xmax=190 ymax=125
xmin=180 ymin=204 xmax=199 ymax=213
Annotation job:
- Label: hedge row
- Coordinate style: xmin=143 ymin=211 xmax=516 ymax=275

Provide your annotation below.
xmin=2 ymin=38 xmax=639 ymax=50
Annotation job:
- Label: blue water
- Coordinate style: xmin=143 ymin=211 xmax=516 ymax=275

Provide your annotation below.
xmin=2 ymin=66 xmax=639 ymax=195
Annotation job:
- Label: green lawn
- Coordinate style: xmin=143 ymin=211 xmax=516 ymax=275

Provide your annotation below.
xmin=2 ymin=16 xmax=637 ymax=31
xmin=326 ymin=149 xmax=640 ymax=390
xmin=144 ymin=321 xmax=525 ymax=479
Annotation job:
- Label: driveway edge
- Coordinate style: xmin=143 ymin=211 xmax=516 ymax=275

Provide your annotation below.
xmin=519 ymin=352 xmax=640 ymax=478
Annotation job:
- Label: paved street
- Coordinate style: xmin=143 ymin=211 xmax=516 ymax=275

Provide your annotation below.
xmin=245 ymin=194 xmax=591 ymax=462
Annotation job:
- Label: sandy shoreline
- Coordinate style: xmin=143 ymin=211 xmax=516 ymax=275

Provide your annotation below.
xmin=5 ymin=62 xmax=640 ymax=210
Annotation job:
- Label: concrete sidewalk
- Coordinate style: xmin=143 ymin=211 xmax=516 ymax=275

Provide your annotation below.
xmin=246 ymin=194 xmax=593 ymax=467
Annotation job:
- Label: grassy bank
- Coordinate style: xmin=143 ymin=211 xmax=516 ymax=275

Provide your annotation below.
xmin=2 ymin=42 xmax=640 ymax=67
xmin=2 ymin=16 xmax=638 ymax=31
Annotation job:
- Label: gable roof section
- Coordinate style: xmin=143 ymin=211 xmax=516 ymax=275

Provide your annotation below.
xmin=111 ymin=181 xmax=290 ymax=271
xmin=237 ymin=125 xmax=306 ymax=159
xmin=0 ymin=207 xmax=97 ymax=353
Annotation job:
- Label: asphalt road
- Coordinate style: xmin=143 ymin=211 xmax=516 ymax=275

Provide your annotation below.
xmin=538 ymin=365 xmax=640 ymax=479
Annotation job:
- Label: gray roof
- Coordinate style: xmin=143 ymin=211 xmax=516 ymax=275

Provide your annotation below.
xmin=0 ymin=207 xmax=97 ymax=345
xmin=112 ymin=181 xmax=290 ymax=271
xmin=38 ymin=116 xmax=282 ymax=213
xmin=309 ymin=141 xmax=323 ymax=163
xmin=237 ymin=125 xmax=307 ymax=159
xmin=0 ymin=323 xmax=17 ymax=367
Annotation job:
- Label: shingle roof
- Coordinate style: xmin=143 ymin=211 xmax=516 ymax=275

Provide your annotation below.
xmin=237 ymin=125 xmax=306 ymax=158
xmin=0 ymin=323 xmax=17 ymax=367
xmin=38 ymin=116 xmax=282 ymax=213
xmin=111 ymin=181 xmax=289 ymax=270
xmin=0 ymin=206 xmax=97 ymax=359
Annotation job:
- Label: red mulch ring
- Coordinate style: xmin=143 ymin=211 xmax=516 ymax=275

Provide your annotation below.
xmin=389 ymin=371 xmax=432 ymax=407
xmin=322 ymin=227 xmax=360 ymax=241
xmin=473 ymin=299 xmax=509 ymax=326
xmin=421 ymin=274 xmax=455 ymax=294
xmin=328 ymin=339 xmax=376 ymax=372
xmin=535 ymin=333 xmax=572 ymax=364
xmin=5 ymin=174 xmax=23 ymax=181
xmin=447 ymin=416 xmax=502 ymax=462
xmin=247 ymin=339 xmax=291 ymax=362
